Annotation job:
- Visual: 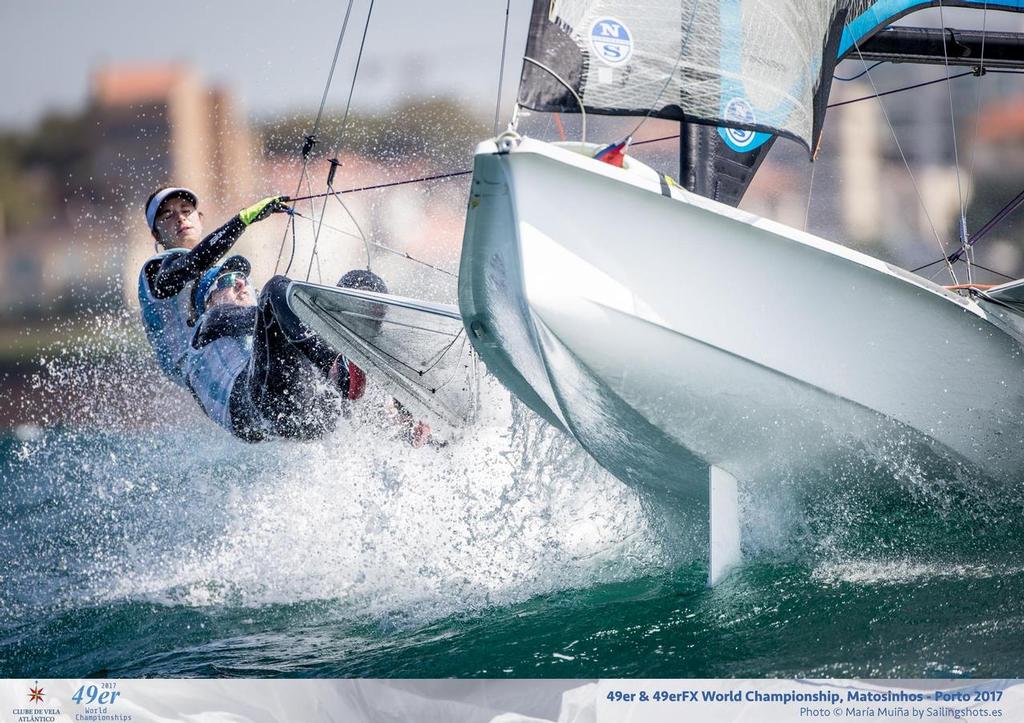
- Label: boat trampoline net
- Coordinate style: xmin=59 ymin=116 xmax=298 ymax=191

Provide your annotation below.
xmin=288 ymin=282 xmax=479 ymax=430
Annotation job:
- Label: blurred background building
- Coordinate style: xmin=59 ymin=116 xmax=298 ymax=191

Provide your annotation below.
xmin=2 ymin=2 xmax=1024 ymax=429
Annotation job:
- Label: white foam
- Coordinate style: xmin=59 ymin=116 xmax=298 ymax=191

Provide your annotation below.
xmin=811 ymin=559 xmax=1023 ymax=586
xmin=92 ymin=376 xmax=665 ymax=624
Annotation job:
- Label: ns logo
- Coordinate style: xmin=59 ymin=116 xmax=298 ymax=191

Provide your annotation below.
xmin=589 ymin=17 xmax=633 ymax=66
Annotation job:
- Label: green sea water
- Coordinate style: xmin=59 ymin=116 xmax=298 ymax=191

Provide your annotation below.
xmin=2 ymin=344 xmax=1023 ymax=678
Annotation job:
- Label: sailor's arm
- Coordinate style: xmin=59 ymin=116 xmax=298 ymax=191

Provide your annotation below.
xmin=152 ymin=196 xmax=289 ymax=299
xmin=152 ymin=215 xmax=247 ymax=299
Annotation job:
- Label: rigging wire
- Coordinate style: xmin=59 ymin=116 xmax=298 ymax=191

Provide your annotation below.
xmin=966 ymin=5 xmax=991 ymax=191
xmin=964 ymin=3 xmax=990 ymax=277
xmin=282 ymin=210 xmax=298 ymax=280
xmin=336 ymin=0 xmax=375 ymax=150
xmin=493 ymin=0 xmax=512 ymax=134
xmin=306 ymin=0 xmax=377 ymax=279
xmin=290 ymin=210 xmax=459 ymax=279
xmin=965 ymin=261 xmax=1015 ymax=281
xmin=626 ymin=1 xmax=700 ymax=140
xmin=954 ymin=186 xmax=1024 ymax=256
xmin=303 ymin=169 xmax=333 ymax=280
xmin=849 ymin=29 xmax=958 ymax=285
xmin=938 ymin=1 xmax=971 ymax=283
xmin=912 ymin=254 xmax=1015 ymax=282
xmin=833 ymin=60 xmax=886 ymax=81
xmin=297 ymin=169 xmax=322 ymax=278
xmin=914 ymin=183 xmax=1024 ymax=273
xmin=330 ymin=183 xmax=373 ymax=267
xmin=827 ymin=70 xmax=974 ymax=109
xmin=274 ymin=0 xmax=356 ymax=276
xmin=803 ymin=145 xmax=818 ymax=232
xmin=313 ymin=1 xmax=355 ymax=142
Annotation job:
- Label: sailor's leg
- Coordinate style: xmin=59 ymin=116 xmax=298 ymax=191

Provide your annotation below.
xmin=248 ymin=277 xmax=340 ymax=438
xmin=259 ymin=275 xmax=338 ymax=376
xmin=260 ymin=275 xmax=362 ymax=398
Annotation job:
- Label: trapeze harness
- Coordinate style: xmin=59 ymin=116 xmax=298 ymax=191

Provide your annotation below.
xmin=137 ymin=216 xmax=250 ymax=386
xmin=137 ymin=248 xmax=193 ymax=387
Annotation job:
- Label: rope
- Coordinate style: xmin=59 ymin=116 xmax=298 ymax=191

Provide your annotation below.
xmin=827 ymin=71 xmax=973 ymax=109
xmin=833 ymin=60 xmax=886 ymax=81
xmin=274 ymin=0 xmax=355 ymax=275
xmin=283 ymin=168 xmax=321 ymax=276
xmin=945 ymin=283 xmax=996 ymax=291
xmin=523 ymin=57 xmax=587 ymax=142
xmin=494 ymin=0 xmax=512 ymax=135
xmin=849 ymin=29 xmax=958 ymax=285
xmin=285 ymin=169 xmax=472 ymax=203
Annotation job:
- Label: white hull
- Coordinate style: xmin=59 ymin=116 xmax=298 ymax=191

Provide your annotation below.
xmin=459 ymin=136 xmax=1024 ymax=492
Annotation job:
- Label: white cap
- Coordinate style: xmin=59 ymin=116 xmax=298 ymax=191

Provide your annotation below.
xmin=145 ymin=187 xmax=198 ymax=231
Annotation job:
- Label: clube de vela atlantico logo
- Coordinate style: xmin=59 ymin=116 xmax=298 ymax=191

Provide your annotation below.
xmin=9 ymin=681 xmax=61 ymax=723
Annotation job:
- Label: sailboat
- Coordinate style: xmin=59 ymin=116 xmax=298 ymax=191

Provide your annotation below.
xmin=288 ymin=0 xmax=1024 ymax=584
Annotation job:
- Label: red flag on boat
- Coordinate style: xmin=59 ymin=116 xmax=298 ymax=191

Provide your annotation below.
xmin=594 ymin=136 xmax=632 ymax=168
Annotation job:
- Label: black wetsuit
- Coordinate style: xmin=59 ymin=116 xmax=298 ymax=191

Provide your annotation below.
xmin=138 ymin=216 xmax=249 ymax=386
xmin=188 ymin=275 xmax=359 ymax=442
xmin=143 ymin=216 xmax=248 ymax=301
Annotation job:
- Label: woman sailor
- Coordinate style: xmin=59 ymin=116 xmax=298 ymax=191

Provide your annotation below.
xmin=184 ymin=258 xmax=369 ymax=441
xmin=136 ymin=187 xmax=288 ymax=386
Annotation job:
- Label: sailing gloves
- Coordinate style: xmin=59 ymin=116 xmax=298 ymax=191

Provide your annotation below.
xmin=239 ymin=195 xmax=290 ymax=226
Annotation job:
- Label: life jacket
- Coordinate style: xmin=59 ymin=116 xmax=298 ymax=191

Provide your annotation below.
xmin=184 ymin=328 xmax=253 ymax=434
xmin=137 ymin=249 xmax=193 ymax=386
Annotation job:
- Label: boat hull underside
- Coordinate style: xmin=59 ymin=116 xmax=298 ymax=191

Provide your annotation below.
xmin=459 ymin=141 xmax=1024 ymax=491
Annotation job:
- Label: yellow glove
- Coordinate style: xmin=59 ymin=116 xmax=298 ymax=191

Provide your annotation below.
xmin=239 ymin=195 xmax=290 ymax=226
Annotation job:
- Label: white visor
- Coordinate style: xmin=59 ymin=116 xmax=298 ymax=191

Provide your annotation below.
xmin=146 ymin=187 xmax=198 ymax=231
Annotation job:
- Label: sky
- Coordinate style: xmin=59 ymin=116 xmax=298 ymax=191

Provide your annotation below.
xmin=0 ymin=0 xmax=533 ymax=129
